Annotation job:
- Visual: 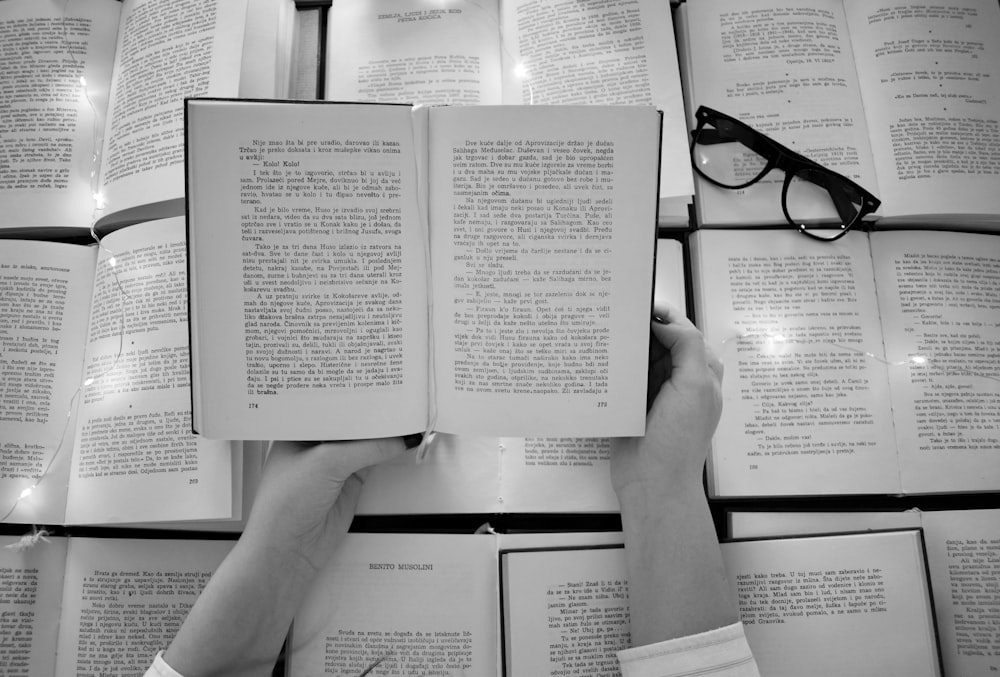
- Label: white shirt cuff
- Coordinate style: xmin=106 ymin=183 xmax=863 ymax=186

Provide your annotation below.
xmin=617 ymin=622 xmax=760 ymax=677
xmin=143 ymin=652 xmax=185 ymax=677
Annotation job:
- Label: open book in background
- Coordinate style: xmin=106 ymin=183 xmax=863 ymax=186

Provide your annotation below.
xmin=728 ymin=508 xmax=1000 ymax=677
xmin=287 ymin=529 xmax=940 ymax=677
xmin=355 ymin=238 xmax=685 ymax=516
xmin=323 ymin=0 xmax=693 ymax=226
xmin=186 ymin=100 xmax=660 ymax=441
xmin=0 ymin=534 xmax=233 ymax=676
xmin=0 ymin=0 xmax=298 ymax=238
xmin=0 ymin=217 xmax=252 ymax=528
xmin=675 ymin=0 xmax=1000 ymax=229
xmin=689 ymin=227 xmax=1000 ymax=498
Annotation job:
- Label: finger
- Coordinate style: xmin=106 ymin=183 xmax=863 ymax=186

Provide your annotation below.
xmin=650 ymin=312 xmax=712 ymax=386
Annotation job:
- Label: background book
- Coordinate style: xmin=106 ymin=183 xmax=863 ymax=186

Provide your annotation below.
xmin=0 ymin=0 xmax=298 ymax=237
xmin=0 ymin=534 xmax=233 ymax=676
xmin=355 ymin=238 xmax=685 ymax=516
xmin=323 ymin=0 xmax=694 ymax=226
xmin=0 ymin=217 xmax=248 ymax=527
xmin=186 ymin=100 xmax=660 ymax=441
xmin=675 ymin=0 xmax=1000 ymax=229
xmin=728 ymin=508 xmax=1000 ymax=677
xmin=689 ymin=227 xmax=1000 ymax=498
xmin=287 ymin=529 xmax=940 ymax=677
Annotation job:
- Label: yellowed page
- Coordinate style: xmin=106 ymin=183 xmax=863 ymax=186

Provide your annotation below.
xmin=870 ymin=230 xmax=1000 ymax=494
xmin=96 ymin=0 xmax=250 ymax=224
xmin=723 ymin=531 xmax=940 ymax=677
xmin=186 ymin=100 xmax=429 ymax=440
xmin=429 ymin=105 xmax=657 ymax=437
xmin=325 ymin=0 xmax=503 ymax=105
xmin=0 ymin=240 xmax=96 ymax=525
xmin=681 ymin=0 xmax=878 ymax=226
xmin=289 ymin=533 xmax=498 ymax=677
xmin=54 ymin=536 xmax=234 ymax=676
xmin=65 ymin=217 xmax=234 ymax=524
xmin=844 ymin=0 xmax=1000 ymax=224
xmin=0 ymin=535 xmax=68 ymax=676
xmin=0 ymin=0 xmax=119 ymax=230
xmin=690 ymin=229 xmax=899 ymax=497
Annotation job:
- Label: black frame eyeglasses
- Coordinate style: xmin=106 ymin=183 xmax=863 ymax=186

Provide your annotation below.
xmin=689 ymin=105 xmax=881 ymax=242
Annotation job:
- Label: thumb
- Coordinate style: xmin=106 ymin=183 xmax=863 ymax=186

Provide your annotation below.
xmin=316 ymin=437 xmax=409 ymax=479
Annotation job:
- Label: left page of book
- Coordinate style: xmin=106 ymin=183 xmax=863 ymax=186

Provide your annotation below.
xmin=0 ymin=240 xmax=97 ymax=525
xmin=689 ymin=229 xmax=899 ymax=497
xmin=0 ymin=535 xmax=69 ymax=676
xmin=843 ymin=0 xmax=1000 ymax=225
xmin=186 ymin=100 xmax=430 ymax=440
xmin=677 ymin=0 xmax=880 ymax=227
xmin=95 ymin=0 xmax=250 ymax=226
xmin=428 ymin=105 xmax=658 ymax=437
xmin=53 ymin=536 xmax=234 ymax=676
xmin=0 ymin=0 xmax=119 ymax=232
xmin=64 ymin=217 xmax=235 ymax=524
xmin=870 ymin=230 xmax=1000 ymax=494
xmin=289 ymin=532 xmax=499 ymax=676
xmin=728 ymin=508 xmax=1000 ymax=677
xmin=325 ymin=0 xmax=504 ymax=105
xmin=722 ymin=530 xmax=941 ymax=677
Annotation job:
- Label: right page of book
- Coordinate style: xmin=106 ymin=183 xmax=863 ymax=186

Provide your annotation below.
xmin=722 ymin=531 xmax=941 ymax=677
xmin=54 ymin=536 xmax=234 ymax=675
xmin=690 ymin=229 xmax=899 ymax=497
xmin=427 ymin=105 xmax=658 ymax=438
xmin=869 ymin=230 xmax=1000 ymax=494
xmin=677 ymin=0 xmax=879 ymax=227
xmin=64 ymin=217 xmax=236 ymax=524
xmin=289 ymin=533 xmax=499 ymax=677
xmin=843 ymin=0 xmax=1000 ymax=224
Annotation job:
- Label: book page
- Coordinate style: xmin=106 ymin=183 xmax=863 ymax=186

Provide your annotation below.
xmin=428 ymin=105 xmax=657 ymax=437
xmin=723 ymin=531 xmax=940 ymax=677
xmin=186 ymin=100 xmax=430 ymax=440
xmin=96 ymin=0 xmax=249 ymax=224
xmin=870 ymin=230 xmax=1000 ymax=494
xmin=921 ymin=509 xmax=1000 ymax=676
xmin=289 ymin=533 xmax=498 ymax=677
xmin=0 ymin=535 xmax=68 ymax=677
xmin=728 ymin=508 xmax=1000 ymax=677
xmin=498 ymin=0 xmax=693 ymax=205
xmin=0 ymin=0 xmax=119 ymax=230
xmin=680 ymin=0 xmax=879 ymax=226
xmin=844 ymin=0 xmax=1000 ymax=223
xmin=690 ymin=230 xmax=899 ymax=497
xmin=501 ymin=546 xmax=629 ymax=676
xmin=64 ymin=217 xmax=234 ymax=524
xmin=325 ymin=0 xmax=503 ymax=105
xmin=54 ymin=536 xmax=234 ymax=676
xmin=0 ymin=240 xmax=96 ymax=525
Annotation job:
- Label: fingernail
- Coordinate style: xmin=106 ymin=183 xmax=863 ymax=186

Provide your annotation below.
xmin=652 ymin=314 xmax=666 ymax=324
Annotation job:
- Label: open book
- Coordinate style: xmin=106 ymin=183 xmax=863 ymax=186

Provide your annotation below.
xmin=689 ymin=228 xmax=1000 ymax=498
xmin=323 ymin=0 xmax=693 ymax=226
xmin=0 ymin=534 xmax=233 ymax=676
xmin=0 ymin=0 xmax=297 ymax=236
xmin=0 ymin=217 xmax=249 ymax=527
xmin=186 ymin=100 xmax=661 ymax=441
xmin=288 ymin=529 xmax=940 ymax=676
xmin=355 ymin=238 xmax=686 ymax=516
xmin=728 ymin=508 xmax=1000 ymax=677
xmin=675 ymin=0 xmax=1000 ymax=228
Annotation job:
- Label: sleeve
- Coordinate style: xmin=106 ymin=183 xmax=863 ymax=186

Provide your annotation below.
xmin=617 ymin=622 xmax=761 ymax=677
xmin=143 ymin=652 xmax=186 ymax=677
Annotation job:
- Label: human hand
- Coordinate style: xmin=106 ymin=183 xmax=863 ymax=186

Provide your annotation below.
xmin=611 ymin=304 xmax=723 ymax=500
xmin=242 ymin=438 xmax=408 ymax=571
